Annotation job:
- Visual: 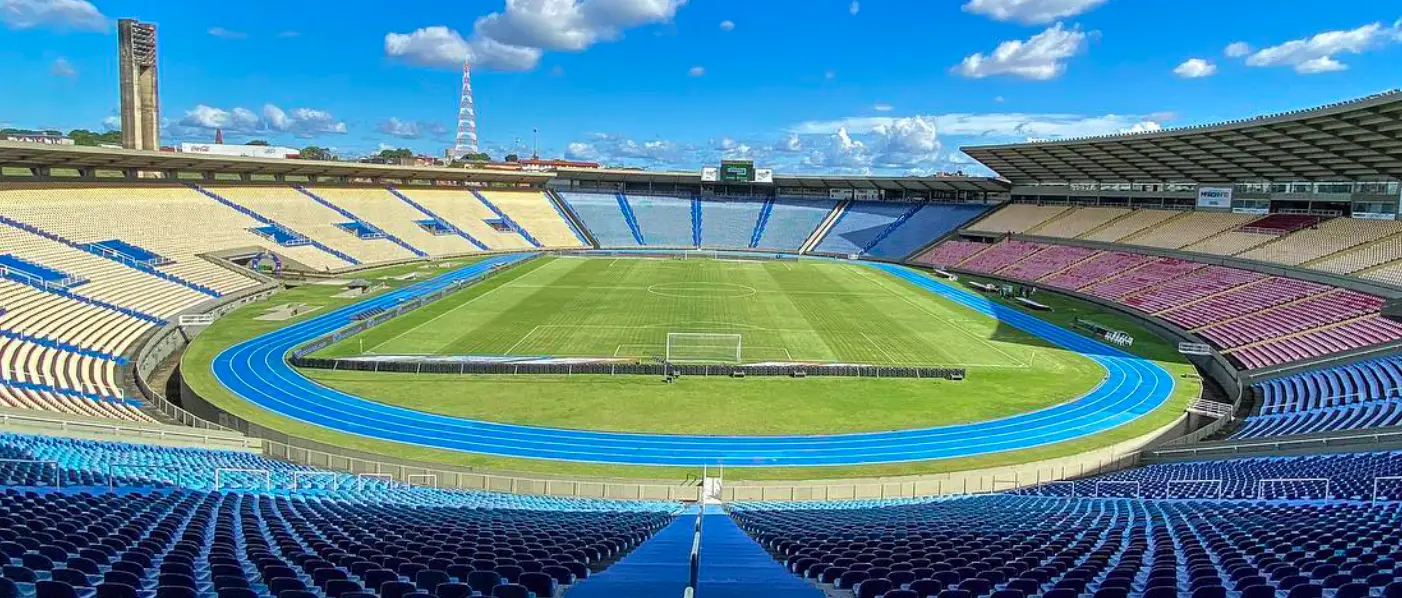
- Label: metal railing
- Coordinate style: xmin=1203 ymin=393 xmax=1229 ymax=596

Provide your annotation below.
xmin=1152 ymin=427 xmax=1402 ymax=459
xmin=687 ymin=509 xmax=703 ymax=596
xmin=0 ymin=408 xmax=254 ymax=450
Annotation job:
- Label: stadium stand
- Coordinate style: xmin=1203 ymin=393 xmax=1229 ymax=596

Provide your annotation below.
xmin=1021 ymin=449 xmax=1402 ymax=500
xmin=0 ymin=432 xmax=674 ymax=598
xmin=933 ymin=237 xmax=1402 ymax=369
xmin=1120 ymin=211 xmax=1257 ymax=249
xmin=626 ymin=195 xmax=695 ymax=247
xmin=478 ymin=191 xmax=588 ymax=249
xmin=1028 ymin=207 xmax=1130 ymax=239
xmin=559 ymin=192 xmax=643 ymax=247
xmin=964 ymin=204 xmax=1069 ymax=234
xmin=865 ymin=203 xmax=991 ymax=260
xmin=813 ymin=201 xmax=919 ymax=255
xmin=754 ymin=198 xmax=838 ymax=251
xmin=1080 ymin=208 xmax=1184 ymax=243
xmin=1240 ymin=219 xmax=1402 ymax=267
xmin=1237 ymin=355 xmax=1402 ymax=439
xmin=301 ymin=188 xmax=481 ymax=257
xmin=207 ymin=187 xmax=414 ymax=264
xmin=996 ymin=243 xmax=1098 ymax=282
xmin=0 ymin=187 xmax=330 ymax=288
xmin=699 ymin=197 xmax=765 ymax=249
xmin=737 ymin=484 xmax=1402 ymax=598
xmin=388 ymin=188 xmax=533 ymax=251
xmin=910 ymin=239 xmax=991 ymax=268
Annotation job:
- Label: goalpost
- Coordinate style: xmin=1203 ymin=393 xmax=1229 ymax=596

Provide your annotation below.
xmin=666 ymin=333 xmax=743 ymax=364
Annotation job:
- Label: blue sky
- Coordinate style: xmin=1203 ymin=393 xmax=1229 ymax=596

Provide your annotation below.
xmin=2 ymin=0 xmax=1399 ymax=175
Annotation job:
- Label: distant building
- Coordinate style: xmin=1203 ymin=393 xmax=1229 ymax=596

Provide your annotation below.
xmin=3 ymin=133 xmax=75 ymax=146
xmin=517 ymin=158 xmax=601 ymax=172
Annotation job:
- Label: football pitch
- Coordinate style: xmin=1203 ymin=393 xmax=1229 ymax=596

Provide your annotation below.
xmin=322 ymin=255 xmax=1043 ymax=368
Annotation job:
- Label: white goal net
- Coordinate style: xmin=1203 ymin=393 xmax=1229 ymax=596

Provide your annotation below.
xmin=666 ymin=333 xmax=743 ymax=363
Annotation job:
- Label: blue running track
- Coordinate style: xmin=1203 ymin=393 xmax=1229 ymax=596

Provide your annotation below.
xmin=212 ymin=253 xmax=1175 ymax=467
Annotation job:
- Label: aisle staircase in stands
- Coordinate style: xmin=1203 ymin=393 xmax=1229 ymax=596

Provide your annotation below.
xmin=569 ymin=507 xmax=821 ymax=598
xmin=615 ymin=193 xmax=647 ymax=245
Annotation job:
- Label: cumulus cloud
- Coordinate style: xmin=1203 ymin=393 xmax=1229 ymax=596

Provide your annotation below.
xmin=207 ymin=27 xmax=247 ymax=39
xmin=379 ymin=117 xmax=449 ymax=139
xmin=873 ymin=103 xmax=894 ymax=112
xmin=776 ymin=133 xmax=803 ymax=153
xmin=1172 ymin=58 xmax=1216 ymax=78
xmin=803 ymin=127 xmax=871 ymax=172
xmin=1224 ymin=41 xmax=1251 ymax=58
xmin=386 ymin=0 xmax=687 ymax=72
xmin=688 ymin=65 xmax=705 ymax=77
xmin=953 ymin=23 xmax=1091 ymax=80
xmin=50 ymin=57 xmax=75 ymax=77
xmin=0 ymin=0 xmax=107 ymax=31
xmin=1240 ymin=20 xmax=1402 ymax=74
xmin=101 ymin=116 xmax=119 ymax=130
xmin=961 ymin=0 xmax=1109 ymax=25
xmin=175 ymin=103 xmax=348 ymax=138
xmin=718 ymin=19 xmax=734 ymax=31
xmin=564 ymin=141 xmax=600 ymax=161
xmin=848 ymin=1 xmax=859 ymax=15
xmin=793 ymin=111 xmax=1165 ymax=142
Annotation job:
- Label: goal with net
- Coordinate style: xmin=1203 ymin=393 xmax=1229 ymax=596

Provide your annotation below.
xmin=665 ymin=333 xmax=743 ymax=363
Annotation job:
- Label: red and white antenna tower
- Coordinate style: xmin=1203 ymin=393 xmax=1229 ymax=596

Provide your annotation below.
xmin=452 ymin=59 xmax=479 ymax=158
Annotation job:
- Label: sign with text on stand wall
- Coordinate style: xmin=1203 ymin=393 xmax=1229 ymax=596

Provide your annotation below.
xmin=1196 ymin=187 xmax=1233 ymax=209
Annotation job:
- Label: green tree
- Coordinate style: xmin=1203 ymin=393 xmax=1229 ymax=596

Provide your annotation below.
xmin=66 ymin=129 xmax=122 ymax=146
xmin=300 ymin=146 xmax=332 ymax=161
xmin=246 ymin=140 xmax=270 ymax=146
xmin=504 ymin=153 xmax=519 ymax=162
xmin=378 ymin=148 xmax=415 ymax=160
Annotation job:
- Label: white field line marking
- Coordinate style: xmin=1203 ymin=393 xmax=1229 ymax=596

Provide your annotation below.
xmin=367 ymin=259 xmax=556 ymax=352
xmin=505 ymin=283 xmax=890 ymax=297
xmin=504 ymin=325 xmax=542 ymax=355
xmin=860 ymin=332 xmax=902 ymax=365
xmin=861 ymin=268 xmax=1030 ymax=368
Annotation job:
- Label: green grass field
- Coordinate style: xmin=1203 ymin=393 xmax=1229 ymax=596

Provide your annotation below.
xmin=183 ymin=256 xmax=1200 ymax=481
xmin=319 ymin=256 xmax=1042 ymax=366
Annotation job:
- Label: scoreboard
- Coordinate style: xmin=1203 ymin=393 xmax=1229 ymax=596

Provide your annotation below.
xmin=702 ymin=160 xmax=773 ymax=184
xmin=719 ymin=160 xmax=755 ymax=183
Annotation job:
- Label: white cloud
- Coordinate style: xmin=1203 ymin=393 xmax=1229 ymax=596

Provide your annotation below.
xmin=1172 ymin=57 xmax=1216 ymax=78
xmin=1241 ymin=21 xmax=1402 ymax=74
xmin=718 ymin=19 xmax=734 ymax=31
xmin=994 ymin=96 xmax=1006 ymax=103
xmin=793 ymin=111 xmax=1165 ymax=142
xmin=776 ymin=133 xmax=803 ymax=153
xmin=176 ymin=103 xmax=347 ymax=138
xmin=848 ymin=1 xmax=859 ymax=15
xmin=803 ymin=127 xmax=871 ymax=172
xmin=379 ymin=117 xmax=448 ymax=139
xmin=961 ymin=0 xmax=1109 ymax=25
xmin=208 ymin=27 xmax=247 ymax=39
xmin=50 ymin=57 xmax=75 ymax=77
xmin=953 ymin=23 xmax=1091 ymax=80
xmin=870 ymin=116 xmax=942 ymax=169
xmin=564 ymin=141 xmax=600 ymax=161
xmin=387 ymin=0 xmax=688 ymax=72
xmin=873 ymin=103 xmax=894 ymax=112
xmin=688 ymin=65 xmax=705 ymax=77
xmin=101 ymin=116 xmax=119 ymax=130
xmin=1224 ymin=41 xmax=1251 ymax=58
xmin=716 ymin=137 xmax=752 ymax=159
xmin=0 ymin=0 xmax=106 ymax=31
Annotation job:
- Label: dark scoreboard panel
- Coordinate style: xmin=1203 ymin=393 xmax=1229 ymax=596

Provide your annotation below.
xmin=719 ymin=160 xmax=755 ymax=183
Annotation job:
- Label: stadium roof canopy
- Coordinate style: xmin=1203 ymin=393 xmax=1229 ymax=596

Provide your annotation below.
xmin=962 ymin=90 xmax=1402 ymax=185
xmin=0 ymin=141 xmax=553 ymax=184
xmin=559 ymin=167 xmax=1010 ymax=192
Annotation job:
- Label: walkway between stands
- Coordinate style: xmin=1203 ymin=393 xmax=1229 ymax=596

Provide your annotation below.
xmin=697 ymin=510 xmax=823 ymax=598
xmin=566 ymin=510 xmax=696 ymax=598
